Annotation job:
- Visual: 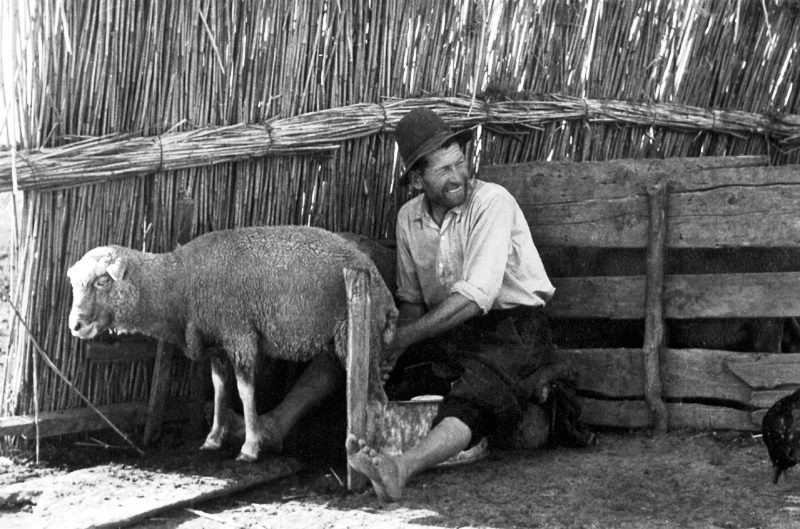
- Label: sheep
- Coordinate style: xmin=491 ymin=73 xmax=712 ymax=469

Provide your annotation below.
xmin=67 ymin=226 xmax=399 ymax=461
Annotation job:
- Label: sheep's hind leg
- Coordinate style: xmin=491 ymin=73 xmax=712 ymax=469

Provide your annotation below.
xmin=231 ymin=335 xmax=266 ymax=462
xmin=200 ymin=353 xmax=230 ymax=450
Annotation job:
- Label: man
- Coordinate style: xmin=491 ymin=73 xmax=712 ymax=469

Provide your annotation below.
xmin=346 ymin=107 xmax=585 ymax=502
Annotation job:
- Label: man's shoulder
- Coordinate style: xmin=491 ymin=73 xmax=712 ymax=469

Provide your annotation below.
xmin=398 ymin=193 xmax=424 ymax=215
xmin=470 ymin=180 xmax=517 ymax=207
xmin=397 ymin=193 xmax=425 ymax=224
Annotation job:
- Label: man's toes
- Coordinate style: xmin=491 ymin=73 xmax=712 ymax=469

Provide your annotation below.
xmin=345 ymin=434 xmax=361 ymax=453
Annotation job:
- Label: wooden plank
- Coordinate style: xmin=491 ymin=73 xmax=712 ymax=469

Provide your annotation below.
xmin=0 ymin=400 xmax=195 ymax=439
xmin=548 ymin=271 xmax=800 ymax=318
xmin=548 ymin=276 xmax=645 ymax=318
xmin=344 ymin=268 xmax=370 ymax=492
xmin=578 ymin=398 xmax=652 ymax=428
xmin=521 ymin=197 xmax=648 ymax=247
xmin=578 ymin=398 xmax=758 ymax=431
xmin=661 ymin=349 xmax=753 ymax=403
xmin=521 ymin=185 xmax=800 ymax=248
xmin=143 ymin=340 xmax=175 ymax=446
xmin=725 ymin=354 xmax=800 ymax=389
xmin=87 ymin=339 xmax=158 ymax=363
xmin=555 ymin=349 xmax=800 ymax=405
xmin=643 ymin=182 xmax=668 ymax=433
xmin=664 ymin=271 xmax=800 ymax=318
xmin=750 ymin=387 xmax=800 ymax=409
xmin=670 ymin=185 xmax=800 ymax=248
xmin=1 ymin=453 xmax=298 ymax=529
xmin=479 ymin=156 xmax=771 ymax=202
xmin=667 ymin=403 xmax=756 ymax=431
xmin=552 ymin=349 xmax=645 ymax=398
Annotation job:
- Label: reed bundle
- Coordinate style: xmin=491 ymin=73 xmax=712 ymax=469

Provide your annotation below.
xmin=3 ymin=96 xmax=800 ymax=193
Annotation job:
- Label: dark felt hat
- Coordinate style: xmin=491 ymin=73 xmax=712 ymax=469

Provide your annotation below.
xmin=395 ymin=107 xmax=474 ymax=186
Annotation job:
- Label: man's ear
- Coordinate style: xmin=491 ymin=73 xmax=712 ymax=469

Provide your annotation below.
xmin=409 ymin=170 xmax=424 ymax=191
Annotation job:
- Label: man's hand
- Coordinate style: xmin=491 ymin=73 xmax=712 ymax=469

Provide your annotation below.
xmin=380 ymin=329 xmax=407 ymax=380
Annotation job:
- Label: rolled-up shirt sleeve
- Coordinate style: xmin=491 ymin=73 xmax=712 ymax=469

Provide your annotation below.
xmin=450 ymin=191 xmax=514 ymax=313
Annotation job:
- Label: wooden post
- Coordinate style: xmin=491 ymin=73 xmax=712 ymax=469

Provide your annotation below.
xmin=643 ymin=181 xmax=669 ymax=433
xmin=343 ymin=268 xmax=371 ymax=491
xmin=143 ymin=341 xmax=174 ymax=445
xmin=144 ymin=197 xmax=196 ymax=446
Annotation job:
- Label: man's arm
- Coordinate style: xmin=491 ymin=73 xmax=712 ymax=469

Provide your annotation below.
xmin=396 ymin=293 xmax=481 ymax=349
xmin=382 ymin=293 xmax=481 ymax=376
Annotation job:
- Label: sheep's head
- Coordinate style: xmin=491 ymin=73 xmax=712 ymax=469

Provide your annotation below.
xmin=67 ymin=246 xmax=138 ymax=340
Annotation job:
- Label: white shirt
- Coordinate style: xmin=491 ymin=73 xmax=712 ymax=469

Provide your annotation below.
xmin=396 ymin=180 xmax=555 ymax=313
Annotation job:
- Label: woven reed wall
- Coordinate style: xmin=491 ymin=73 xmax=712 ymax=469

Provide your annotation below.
xmin=3 ymin=0 xmax=800 ymax=416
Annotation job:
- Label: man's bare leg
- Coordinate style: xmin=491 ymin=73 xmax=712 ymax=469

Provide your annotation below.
xmin=346 ymin=416 xmax=471 ymax=501
xmin=227 ymin=353 xmax=344 ymax=452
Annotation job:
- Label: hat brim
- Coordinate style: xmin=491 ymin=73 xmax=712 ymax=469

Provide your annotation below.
xmin=398 ymin=127 xmax=475 ymax=186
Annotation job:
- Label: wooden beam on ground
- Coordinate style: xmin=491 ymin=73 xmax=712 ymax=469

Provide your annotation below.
xmin=2 ymin=453 xmax=299 ymax=529
xmin=643 ymin=182 xmax=669 ymax=433
xmin=344 ymin=267 xmax=370 ymax=492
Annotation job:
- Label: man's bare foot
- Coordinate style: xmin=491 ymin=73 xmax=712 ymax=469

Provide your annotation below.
xmin=257 ymin=414 xmax=284 ymax=453
xmin=227 ymin=409 xmax=284 ymax=454
xmin=345 ymin=434 xmax=405 ymax=501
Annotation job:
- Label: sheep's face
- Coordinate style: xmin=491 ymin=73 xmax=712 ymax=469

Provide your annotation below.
xmin=67 ymin=246 xmax=134 ymax=340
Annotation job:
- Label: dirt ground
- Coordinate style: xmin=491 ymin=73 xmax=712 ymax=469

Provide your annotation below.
xmin=2 ymin=427 xmax=800 ymax=529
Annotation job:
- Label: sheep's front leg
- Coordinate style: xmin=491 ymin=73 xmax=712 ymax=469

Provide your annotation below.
xmin=230 ymin=334 xmax=264 ymax=462
xmin=186 ymin=326 xmax=230 ymax=451
xmin=199 ymin=351 xmax=230 ymax=450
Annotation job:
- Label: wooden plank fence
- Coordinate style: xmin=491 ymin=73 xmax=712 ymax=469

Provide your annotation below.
xmin=481 ymin=155 xmax=800 ymax=431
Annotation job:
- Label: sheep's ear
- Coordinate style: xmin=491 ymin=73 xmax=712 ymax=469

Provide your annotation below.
xmin=106 ymin=255 xmax=127 ymax=281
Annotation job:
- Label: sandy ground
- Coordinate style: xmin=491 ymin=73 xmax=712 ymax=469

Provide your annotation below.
xmin=2 ymin=427 xmax=799 ymax=529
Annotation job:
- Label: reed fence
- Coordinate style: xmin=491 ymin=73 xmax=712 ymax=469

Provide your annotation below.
xmin=2 ymin=0 xmax=800 ymax=425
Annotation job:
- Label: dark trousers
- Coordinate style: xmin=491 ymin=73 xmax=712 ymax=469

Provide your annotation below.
xmin=385 ymin=305 xmax=554 ymax=447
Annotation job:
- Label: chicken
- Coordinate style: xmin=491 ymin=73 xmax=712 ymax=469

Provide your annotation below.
xmin=762 ymin=388 xmax=800 ymax=484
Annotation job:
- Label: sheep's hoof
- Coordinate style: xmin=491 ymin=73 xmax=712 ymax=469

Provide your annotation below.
xmin=199 ymin=439 xmax=223 ymax=451
xmin=199 ymin=427 xmax=228 ymax=450
xmin=235 ymin=450 xmax=259 ymax=462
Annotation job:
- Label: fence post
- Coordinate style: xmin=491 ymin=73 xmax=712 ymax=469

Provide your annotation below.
xmin=643 ymin=181 xmax=669 ymax=433
xmin=144 ymin=197 xmax=196 ymax=446
xmin=344 ymin=268 xmax=371 ymax=491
